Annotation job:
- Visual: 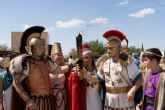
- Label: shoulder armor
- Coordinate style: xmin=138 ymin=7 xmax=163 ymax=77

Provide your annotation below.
xmin=9 ymin=54 xmax=30 ymax=76
xmin=44 ymin=55 xmax=53 ymax=63
xmin=96 ymin=54 xmax=110 ymax=67
xmin=45 ymin=55 xmax=59 ymax=73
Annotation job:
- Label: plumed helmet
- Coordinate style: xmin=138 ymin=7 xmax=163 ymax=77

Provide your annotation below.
xmin=103 ymin=30 xmax=128 ymax=48
xmin=19 ymin=26 xmax=45 ymax=54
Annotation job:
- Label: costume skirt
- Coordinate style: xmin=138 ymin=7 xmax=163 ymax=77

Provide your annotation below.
xmin=26 ymin=94 xmax=56 ymax=110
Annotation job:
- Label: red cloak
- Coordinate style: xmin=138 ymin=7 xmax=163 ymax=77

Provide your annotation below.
xmin=65 ymin=71 xmax=87 ymax=110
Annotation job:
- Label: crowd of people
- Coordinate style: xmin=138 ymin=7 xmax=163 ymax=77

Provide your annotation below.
xmin=0 ymin=25 xmax=165 ymax=110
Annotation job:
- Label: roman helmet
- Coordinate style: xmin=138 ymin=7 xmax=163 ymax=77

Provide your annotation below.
xmin=103 ymin=30 xmax=128 ymax=57
xmin=19 ymin=26 xmax=45 ymax=56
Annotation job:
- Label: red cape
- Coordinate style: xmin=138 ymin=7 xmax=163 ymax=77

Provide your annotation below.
xmin=65 ymin=71 xmax=87 ymax=110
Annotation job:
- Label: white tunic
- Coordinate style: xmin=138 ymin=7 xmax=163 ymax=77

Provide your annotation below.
xmin=3 ymin=86 xmax=12 ymax=110
xmin=86 ymin=70 xmax=102 ymax=110
xmin=103 ymin=58 xmax=140 ymax=110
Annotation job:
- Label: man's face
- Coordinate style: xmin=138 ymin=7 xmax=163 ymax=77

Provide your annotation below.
xmin=34 ymin=39 xmax=45 ymax=56
xmin=107 ymin=46 xmax=119 ymax=57
xmin=143 ymin=57 xmax=154 ymax=69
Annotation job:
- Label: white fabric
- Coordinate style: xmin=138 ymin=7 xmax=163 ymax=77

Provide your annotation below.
xmin=9 ymin=55 xmax=30 ymax=76
xmin=68 ymin=58 xmax=74 ymax=65
xmin=3 ymin=86 xmax=12 ymax=110
xmin=86 ymin=86 xmax=102 ymax=110
xmin=86 ymin=71 xmax=102 ymax=110
xmin=83 ymin=50 xmax=92 ymax=56
xmin=103 ymin=58 xmax=139 ymax=109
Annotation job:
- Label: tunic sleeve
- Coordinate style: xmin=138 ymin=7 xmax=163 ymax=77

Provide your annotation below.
xmin=127 ymin=62 xmax=141 ymax=80
xmin=155 ymin=73 xmax=165 ymax=110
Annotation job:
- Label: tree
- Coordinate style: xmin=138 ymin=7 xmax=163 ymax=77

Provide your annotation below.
xmin=68 ymin=39 xmax=106 ymax=59
xmin=85 ymin=39 xmax=106 ymax=59
xmin=128 ymin=46 xmax=142 ymax=56
xmin=0 ymin=43 xmax=10 ymax=51
xmin=69 ymin=48 xmax=77 ymax=59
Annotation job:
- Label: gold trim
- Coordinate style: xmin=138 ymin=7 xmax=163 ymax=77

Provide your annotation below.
xmin=106 ymin=86 xmax=131 ymax=94
xmin=144 ymin=51 xmax=162 ymax=58
xmin=107 ymin=36 xmax=121 ymax=42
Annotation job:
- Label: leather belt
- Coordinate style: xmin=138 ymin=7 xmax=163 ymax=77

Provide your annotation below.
xmin=104 ymin=105 xmax=134 ymax=110
xmin=106 ymin=86 xmax=131 ymax=94
xmin=144 ymin=96 xmax=154 ymax=106
xmin=31 ymin=92 xmax=53 ymax=97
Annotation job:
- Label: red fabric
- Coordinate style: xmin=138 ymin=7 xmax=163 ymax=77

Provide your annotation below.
xmin=82 ymin=44 xmax=90 ymax=49
xmin=65 ymin=71 xmax=87 ymax=110
xmin=103 ymin=30 xmax=128 ymax=45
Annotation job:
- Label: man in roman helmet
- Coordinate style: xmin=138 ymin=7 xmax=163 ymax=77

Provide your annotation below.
xmin=97 ymin=30 xmax=143 ymax=110
xmin=10 ymin=26 xmax=63 ymax=110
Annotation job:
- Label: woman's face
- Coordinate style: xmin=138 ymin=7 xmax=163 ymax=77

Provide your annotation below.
xmin=83 ymin=54 xmax=93 ymax=67
xmin=52 ymin=53 xmax=64 ymax=66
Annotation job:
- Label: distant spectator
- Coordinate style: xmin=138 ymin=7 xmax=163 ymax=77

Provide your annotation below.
xmin=132 ymin=53 xmax=141 ymax=69
xmin=68 ymin=55 xmax=74 ymax=64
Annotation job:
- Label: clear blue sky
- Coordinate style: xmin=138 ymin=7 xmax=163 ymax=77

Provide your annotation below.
xmin=0 ymin=0 xmax=164 ymax=55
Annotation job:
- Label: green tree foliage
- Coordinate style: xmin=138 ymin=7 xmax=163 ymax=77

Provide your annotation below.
xmin=69 ymin=48 xmax=77 ymax=59
xmin=86 ymin=39 xmax=106 ymax=59
xmin=68 ymin=40 xmax=106 ymax=59
xmin=128 ymin=46 xmax=142 ymax=56
xmin=0 ymin=43 xmax=10 ymax=51
xmin=68 ymin=40 xmax=142 ymax=59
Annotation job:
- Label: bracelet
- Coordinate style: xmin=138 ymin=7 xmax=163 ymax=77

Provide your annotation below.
xmin=19 ymin=91 xmax=30 ymax=102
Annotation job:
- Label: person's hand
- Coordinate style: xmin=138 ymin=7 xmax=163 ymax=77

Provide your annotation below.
xmin=26 ymin=99 xmax=38 ymax=110
xmin=137 ymin=101 xmax=143 ymax=110
xmin=127 ymin=89 xmax=135 ymax=102
xmin=0 ymin=103 xmax=5 ymax=110
xmin=75 ymin=64 xmax=86 ymax=80
xmin=72 ymin=58 xmax=79 ymax=66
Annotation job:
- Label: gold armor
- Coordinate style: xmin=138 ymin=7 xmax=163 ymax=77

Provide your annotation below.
xmin=51 ymin=42 xmax=62 ymax=56
xmin=11 ymin=26 xmax=60 ymax=110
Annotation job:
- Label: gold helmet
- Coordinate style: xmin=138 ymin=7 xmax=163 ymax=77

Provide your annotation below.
xmin=51 ymin=42 xmax=62 ymax=56
xmin=103 ymin=30 xmax=128 ymax=49
xmin=20 ymin=26 xmax=45 ymax=55
xmin=103 ymin=30 xmax=128 ymax=57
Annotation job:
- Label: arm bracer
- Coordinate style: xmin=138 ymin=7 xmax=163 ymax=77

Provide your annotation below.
xmin=13 ymin=74 xmax=30 ymax=102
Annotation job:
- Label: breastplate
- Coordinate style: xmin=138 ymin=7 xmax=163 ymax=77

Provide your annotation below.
xmin=28 ymin=60 xmax=52 ymax=95
xmin=103 ymin=59 xmax=129 ymax=87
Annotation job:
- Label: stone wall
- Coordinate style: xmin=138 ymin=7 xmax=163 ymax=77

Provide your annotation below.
xmin=11 ymin=32 xmax=49 ymax=54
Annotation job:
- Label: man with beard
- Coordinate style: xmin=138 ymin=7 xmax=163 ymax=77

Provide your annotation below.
xmin=97 ymin=30 xmax=143 ymax=110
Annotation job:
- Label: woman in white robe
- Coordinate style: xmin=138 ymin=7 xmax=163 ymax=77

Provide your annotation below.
xmin=82 ymin=44 xmax=102 ymax=110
